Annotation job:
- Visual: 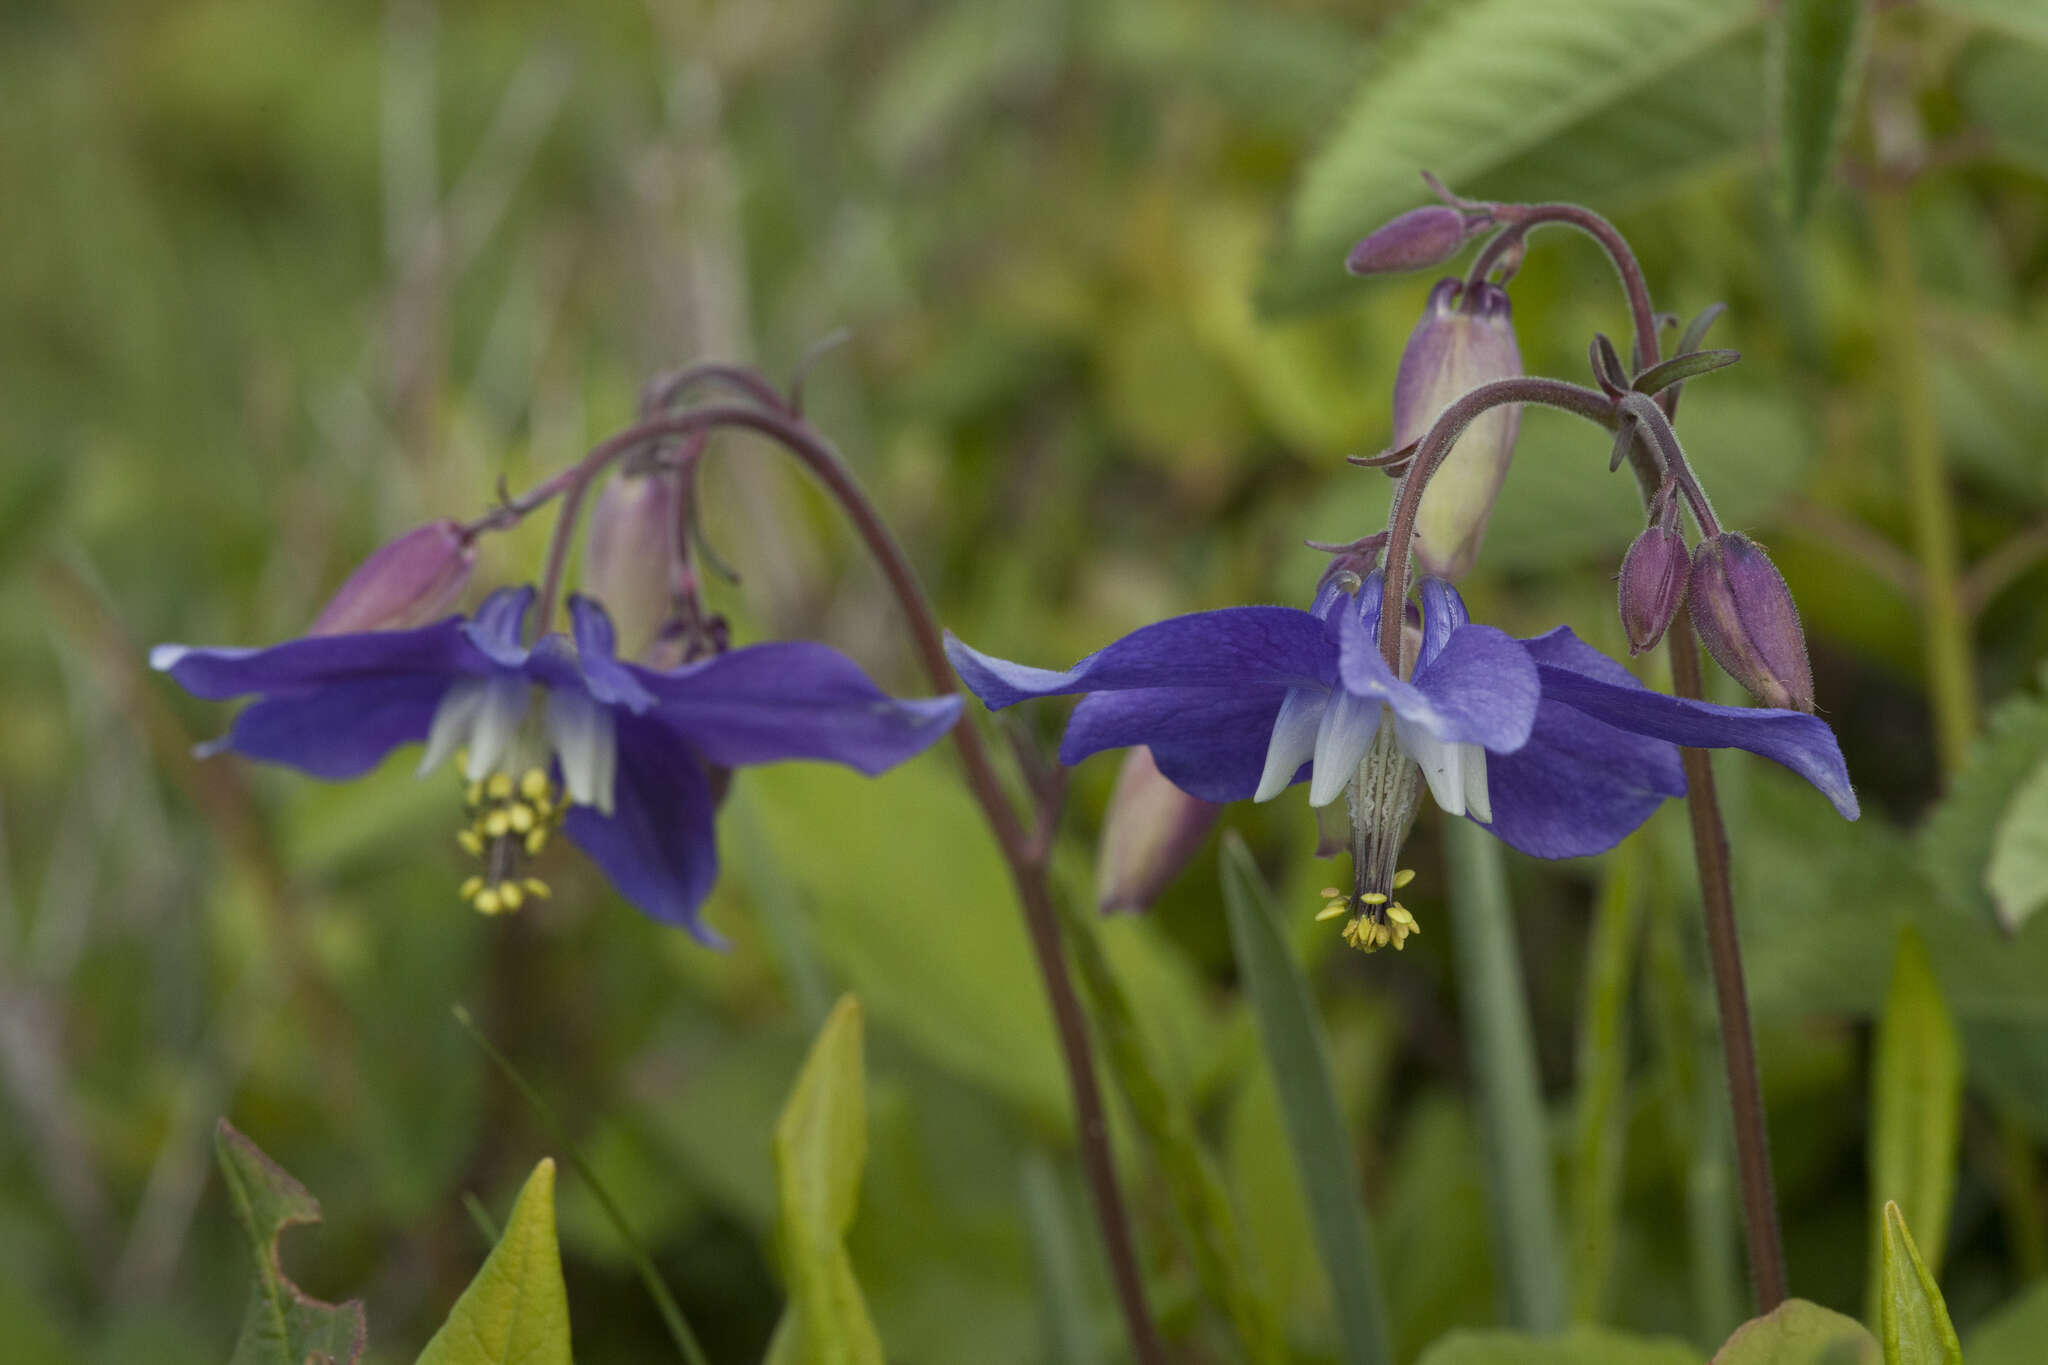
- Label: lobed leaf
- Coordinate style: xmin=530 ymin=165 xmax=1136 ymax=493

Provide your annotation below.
xmin=1918 ymin=684 xmax=2048 ymax=929
xmin=1711 ymin=1299 xmax=1878 ymax=1364
xmin=1985 ymin=754 xmax=2048 ymax=932
xmin=216 ymin=1120 xmax=368 ymax=1365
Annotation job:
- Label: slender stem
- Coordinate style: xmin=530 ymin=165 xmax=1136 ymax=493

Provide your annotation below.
xmin=1871 ymin=192 xmax=1978 ymax=772
xmin=1663 ymin=614 xmax=1789 ymax=1310
xmin=1376 ymin=376 xmax=1617 ymax=673
xmin=535 ymin=402 xmax=1166 ymax=1364
xmin=1470 ymin=203 xmax=1662 ymax=372
xmin=1615 ymin=394 xmax=1723 ymax=538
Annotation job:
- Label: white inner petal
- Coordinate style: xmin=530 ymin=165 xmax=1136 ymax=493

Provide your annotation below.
xmin=547 ymin=689 xmax=618 ymax=815
xmin=1395 ymin=716 xmax=1467 ymax=818
xmin=465 ymin=675 xmax=531 ymax=781
xmin=1309 ymin=690 xmax=1382 ymax=808
xmin=1462 ymin=745 xmax=1493 ymax=824
xmin=1254 ymin=687 xmax=1326 ymax=803
xmin=417 ymin=679 xmax=486 ymax=777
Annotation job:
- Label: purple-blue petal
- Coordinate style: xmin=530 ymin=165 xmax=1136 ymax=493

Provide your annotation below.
xmin=944 ymin=607 xmax=1333 ymax=711
xmin=633 ymin=642 xmax=961 ymax=774
xmin=1483 ymin=695 xmax=1687 ymax=858
xmin=1523 ymin=627 xmax=1859 ymax=820
xmin=463 ymin=586 xmax=536 ymax=666
xmin=1418 ymin=577 xmax=1467 ymax=670
xmin=1061 ymin=686 xmax=1309 ymax=803
xmin=565 ymin=594 xmax=656 ymax=712
xmin=196 ymin=674 xmax=454 ymax=779
xmin=1335 ymin=611 xmax=1537 ymax=752
xmin=562 ymin=714 xmax=722 ymax=944
xmin=151 ymin=617 xmax=481 ymax=699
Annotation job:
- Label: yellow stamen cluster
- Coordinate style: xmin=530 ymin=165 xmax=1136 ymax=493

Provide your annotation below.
xmin=1317 ymin=868 xmax=1422 ymax=954
xmin=456 ymin=764 xmax=564 ymax=915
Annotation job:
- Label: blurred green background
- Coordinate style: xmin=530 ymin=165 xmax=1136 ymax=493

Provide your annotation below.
xmin=5 ymin=0 xmax=2048 ymax=1361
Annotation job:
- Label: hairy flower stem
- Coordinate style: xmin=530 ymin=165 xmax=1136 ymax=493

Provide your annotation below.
xmin=1429 ymin=199 xmax=1791 ymax=1311
xmin=502 ymin=396 xmax=1166 ymax=1365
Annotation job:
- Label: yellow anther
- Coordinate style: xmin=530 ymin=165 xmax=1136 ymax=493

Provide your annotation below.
xmin=499 ymin=883 xmax=524 ymax=911
xmin=459 ymin=876 xmax=484 ymax=900
xmin=1361 ymin=892 xmax=1389 ymax=905
xmin=522 ymin=878 xmax=551 ymax=900
xmin=484 ymin=810 xmax=511 ymax=838
xmin=486 ymin=773 xmax=514 ymax=800
xmin=1392 ymin=868 xmax=1416 ymax=889
xmin=473 ymin=887 xmax=502 ymax=915
xmin=465 ymin=781 xmax=484 ymax=808
xmin=457 ymin=828 xmax=484 ymax=856
xmin=525 ymin=827 xmax=549 ymax=856
xmin=1319 ymin=887 xmax=1342 ymax=899
xmin=520 ymin=768 xmax=550 ymax=801
xmin=508 ymin=802 xmax=536 ymax=833
xmin=1316 ymin=902 xmax=1350 ymax=922
xmin=1387 ymin=904 xmax=1416 ymax=927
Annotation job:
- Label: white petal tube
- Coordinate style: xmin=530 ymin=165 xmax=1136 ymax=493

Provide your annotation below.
xmin=1310 ymin=689 xmax=1383 ymax=808
xmin=1255 ymin=687 xmax=1326 ymax=803
xmin=547 ymin=688 xmax=618 ymax=815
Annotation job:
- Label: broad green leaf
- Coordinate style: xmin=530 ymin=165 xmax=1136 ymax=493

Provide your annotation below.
xmin=767 ymin=995 xmax=883 ymax=1365
xmin=1415 ymin=1325 xmax=1699 ymax=1365
xmin=1964 ymin=1277 xmax=2048 ymax=1363
xmin=1218 ymin=832 xmax=1393 ymax=1365
xmin=1772 ymin=0 xmax=1868 ymax=225
xmin=1986 ymin=754 xmax=2048 ymax=932
xmin=1866 ymin=927 xmax=1961 ymax=1318
xmin=1920 ymin=686 xmax=2048 ymax=927
xmin=415 ymin=1160 xmax=571 ymax=1365
xmin=1264 ymin=0 xmax=1763 ymax=314
xmin=1711 ymin=1299 xmax=1879 ymax=1364
xmin=1879 ymin=1203 xmax=1962 ymax=1365
xmin=215 ymin=1120 xmax=367 ymax=1365
xmin=1446 ymin=818 xmax=1566 ymax=1333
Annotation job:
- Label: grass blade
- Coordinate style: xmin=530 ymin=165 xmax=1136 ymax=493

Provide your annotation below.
xmin=1219 ymin=832 xmax=1392 ymax=1365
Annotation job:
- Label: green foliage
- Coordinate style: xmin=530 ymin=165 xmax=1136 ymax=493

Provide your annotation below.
xmin=766 ymin=996 xmax=883 ymax=1365
xmin=215 ymin=1121 xmax=367 ymax=1365
xmin=1878 ymin=1203 xmax=1963 ymax=1365
xmin=1866 ymin=928 xmax=1962 ymax=1317
xmin=1771 ymin=0 xmax=1868 ymax=226
xmin=1984 ymin=753 xmax=2048 ymax=931
xmin=1267 ymin=0 xmax=1764 ymax=313
xmin=1711 ymin=1300 xmax=1878 ymax=1364
xmin=1919 ymin=683 xmax=2048 ymax=929
xmin=416 ymin=1160 xmax=573 ymax=1365
xmin=1219 ymin=832 xmax=1392 ymax=1365
xmin=1414 ymin=1325 xmax=1700 ymax=1365
xmin=1964 ymin=1278 xmax=2048 ymax=1362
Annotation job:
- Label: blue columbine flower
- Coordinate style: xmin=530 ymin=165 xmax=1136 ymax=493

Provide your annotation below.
xmin=946 ymin=572 xmax=1856 ymax=951
xmin=154 ymin=586 xmax=962 ymax=943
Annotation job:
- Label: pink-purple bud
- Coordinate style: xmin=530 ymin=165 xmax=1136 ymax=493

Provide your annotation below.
xmin=583 ymin=470 xmax=684 ymax=661
xmin=1688 ymin=532 xmax=1814 ymax=713
xmin=1346 ymin=206 xmax=1483 ymax=276
xmin=1394 ymin=279 xmax=1524 ymax=582
xmin=1095 ymin=747 xmax=1222 ymax=913
xmin=309 ymin=520 xmax=474 ymax=635
xmin=1617 ymin=524 xmax=1689 ymax=655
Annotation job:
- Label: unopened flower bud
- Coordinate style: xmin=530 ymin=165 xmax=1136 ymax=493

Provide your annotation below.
xmin=310 ymin=520 xmax=474 ymax=635
xmin=1346 ymin=206 xmax=1484 ymax=276
xmin=1688 ymin=532 xmax=1814 ymax=713
xmin=1394 ymin=279 xmax=1523 ymax=582
xmin=1095 ymin=747 xmax=1221 ymax=913
xmin=1617 ymin=524 xmax=1688 ymax=655
xmin=583 ymin=469 xmax=684 ymax=660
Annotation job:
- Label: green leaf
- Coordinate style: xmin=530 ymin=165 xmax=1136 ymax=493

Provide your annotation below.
xmin=1879 ymin=1203 xmax=1963 ymax=1365
xmin=1018 ymin=1151 xmax=1106 ymax=1365
xmin=1446 ymin=818 xmax=1567 ymax=1332
xmin=1986 ymin=754 xmax=2048 ymax=932
xmin=767 ymin=995 xmax=883 ymax=1365
xmin=1918 ymin=685 xmax=2048 ymax=928
xmin=1569 ymin=845 xmax=1641 ymax=1323
xmin=215 ymin=1120 xmax=367 ymax=1365
xmin=415 ymin=1159 xmax=572 ymax=1365
xmin=1771 ymin=0 xmax=1868 ymax=225
xmin=1414 ymin=1325 xmax=1700 ymax=1365
xmin=1633 ymin=349 xmax=1742 ymax=397
xmin=1264 ymin=0 xmax=1764 ymax=314
xmin=1928 ymin=0 xmax=2048 ymax=46
xmin=1866 ymin=927 xmax=1962 ymax=1319
xmin=1964 ymin=1277 xmax=2048 ymax=1363
xmin=1955 ymin=34 xmax=2048 ymax=175
xmin=1711 ymin=1299 xmax=1879 ymax=1364
xmin=1218 ymin=832 xmax=1394 ymax=1365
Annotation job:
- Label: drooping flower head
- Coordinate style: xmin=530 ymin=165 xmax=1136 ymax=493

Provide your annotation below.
xmin=946 ymin=572 xmax=1855 ymax=951
xmin=156 ymin=588 xmax=961 ymax=943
